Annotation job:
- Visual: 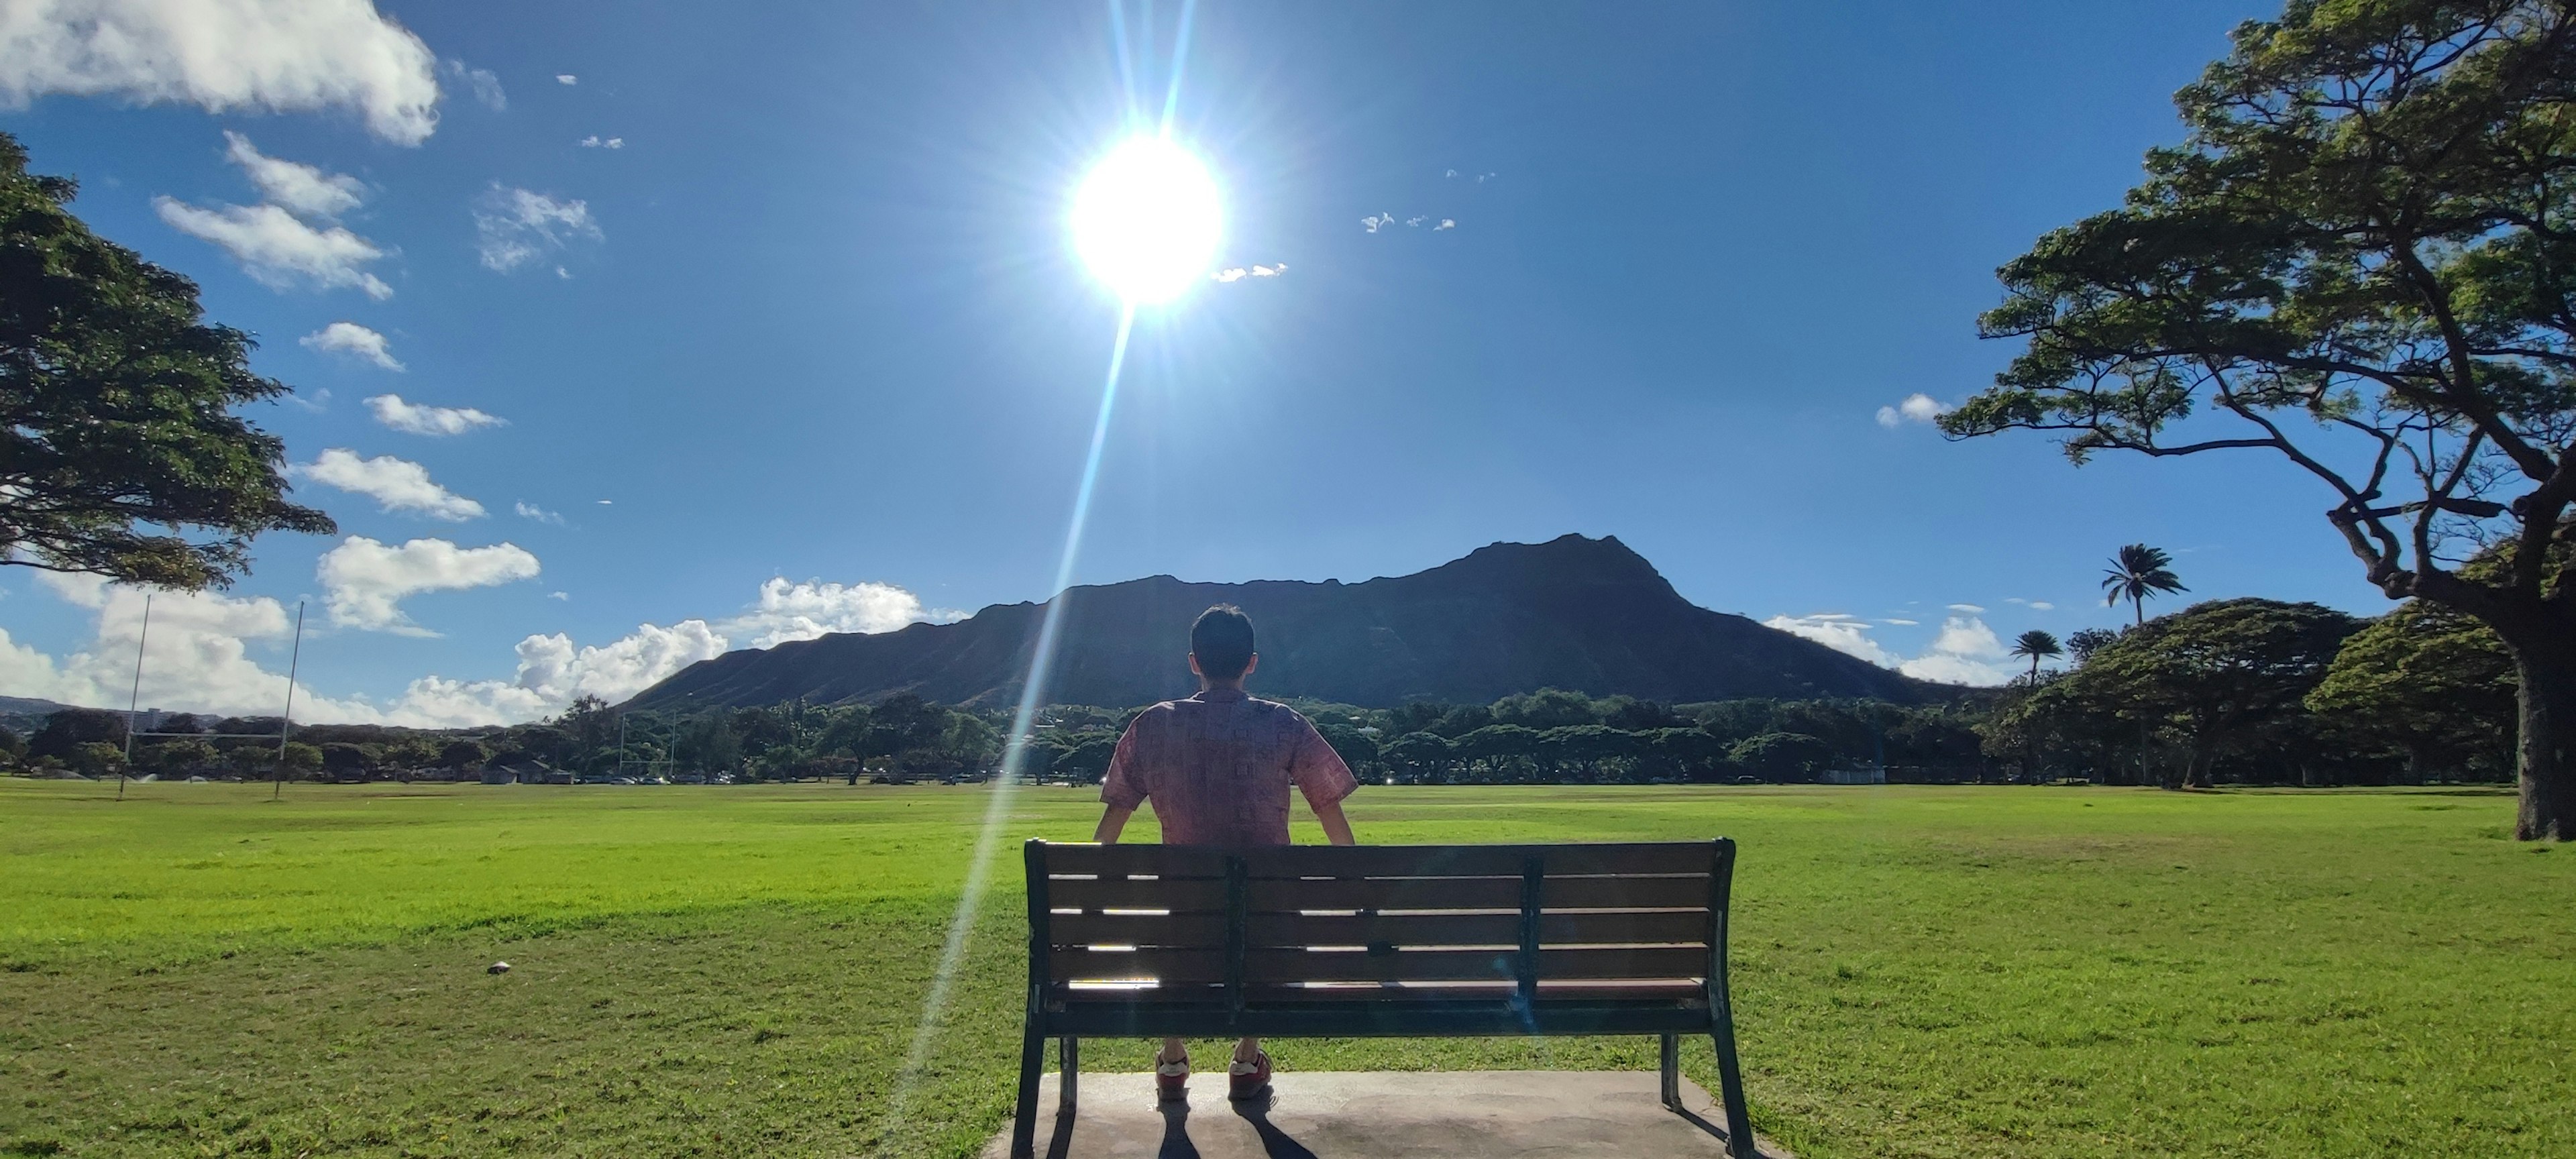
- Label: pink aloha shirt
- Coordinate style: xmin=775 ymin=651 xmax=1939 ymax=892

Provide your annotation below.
xmin=1099 ymin=687 xmax=1358 ymax=847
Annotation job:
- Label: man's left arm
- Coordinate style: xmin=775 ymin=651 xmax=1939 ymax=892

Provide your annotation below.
xmin=1289 ymin=721 xmax=1360 ymax=846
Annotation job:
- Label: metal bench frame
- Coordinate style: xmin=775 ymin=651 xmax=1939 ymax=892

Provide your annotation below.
xmin=1010 ymin=838 xmax=1755 ymax=1158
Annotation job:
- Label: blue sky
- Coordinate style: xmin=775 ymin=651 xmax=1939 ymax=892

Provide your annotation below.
xmin=1 ymin=0 xmax=2366 ymax=725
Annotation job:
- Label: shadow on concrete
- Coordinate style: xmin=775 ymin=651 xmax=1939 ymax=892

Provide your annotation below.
xmin=1229 ymin=1094 xmax=1318 ymax=1159
xmin=1673 ymin=1103 xmax=1766 ymax=1157
xmin=1157 ymin=1100 xmax=1200 ymax=1159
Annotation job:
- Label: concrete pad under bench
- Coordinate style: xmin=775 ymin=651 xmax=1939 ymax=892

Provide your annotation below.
xmin=980 ymin=1069 xmax=1792 ymax=1159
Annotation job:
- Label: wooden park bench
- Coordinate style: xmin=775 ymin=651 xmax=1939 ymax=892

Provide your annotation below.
xmin=1011 ymin=838 xmax=1756 ymax=1158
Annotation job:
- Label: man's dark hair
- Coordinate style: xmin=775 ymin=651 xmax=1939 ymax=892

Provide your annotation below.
xmin=1189 ymin=604 xmax=1256 ymax=680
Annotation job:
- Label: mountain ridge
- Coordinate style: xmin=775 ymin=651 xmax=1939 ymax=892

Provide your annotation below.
xmin=625 ymin=534 xmax=1946 ymax=710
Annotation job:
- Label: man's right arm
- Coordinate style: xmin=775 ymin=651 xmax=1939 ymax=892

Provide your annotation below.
xmin=1311 ymin=797 xmax=1356 ymax=846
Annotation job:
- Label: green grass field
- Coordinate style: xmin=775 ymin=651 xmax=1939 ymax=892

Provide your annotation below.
xmin=3 ymin=780 xmax=2570 ymax=1158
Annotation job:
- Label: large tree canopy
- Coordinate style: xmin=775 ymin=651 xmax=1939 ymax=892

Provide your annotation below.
xmin=1943 ymin=0 xmax=2576 ymax=836
xmin=0 ymin=132 xmax=331 ymax=590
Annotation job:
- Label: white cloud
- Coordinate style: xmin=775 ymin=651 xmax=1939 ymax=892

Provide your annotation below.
xmin=1898 ymin=616 xmax=2015 ymax=685
xmin=0 ymin=572 xmax=380 ymax=721
xmin=366 ymin=393 xmax=503 ymax=436
xmin=1212 ymin=262 xmax=1285 ymax=283
xmin=576 ymin=135 xmax=623 ymax=149
xmin=2029 ymin=601 xmax=2054 ymax=611
xmin=718 ymin=577 xmax=959 ymax=650
xmin=1362 ymin=213 xmax=1392 ymax=233
xmin=300 ymin=321 xmax=400 ymax=370
xmin=1947 ymin=603 xmax=1985 ymax=613
xmin=1876 ymin=392 xmax=1948 ymax=429
xmin=555 ymin=73 xmax=576 ymax=85
xmin=547 ymin=590 xmax=569 ymax=600
xmin=221 ymin=131 xmax=364 ymax=218
xmin=1405 ymin=215 xmax=1426 ymax=227
xmin=0 ymin=0 xmax=441 ymax=144
xmin=1766 ymin=611 xmax=2017 ymax=686
xmin=1879 ymin=617 xmax=1919 ymax=626
xmin=292 ymin=448 xmax=484 ymax=520
xmin=514 ymin=501 xmax=563 ymax=525
xmin=1434 ymin=219 xmax=1455 ymax=230
xmin=154 ymin=197 xmax=391 ymax=298
xmin=444 ymin=58 xmax=502 ymax=109
xmin=317 ymin=535 xmax=539 ymax=634
xmin=474 ymin=183 xmax=600 ymax=272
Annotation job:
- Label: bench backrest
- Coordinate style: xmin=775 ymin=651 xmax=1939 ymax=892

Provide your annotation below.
xmin=1025 ymin=840 xmax=1732 ymax=1006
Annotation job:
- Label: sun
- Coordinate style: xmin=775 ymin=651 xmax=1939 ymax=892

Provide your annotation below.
xmin=1071 ymin=135 xmax=1222 ymax=305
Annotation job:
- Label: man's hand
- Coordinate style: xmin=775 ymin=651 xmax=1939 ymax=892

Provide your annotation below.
xmin=1093 ymin=804 xmax=1135 ymax=844
xmin=1313 ymin=798 xmax=1356 ymax=846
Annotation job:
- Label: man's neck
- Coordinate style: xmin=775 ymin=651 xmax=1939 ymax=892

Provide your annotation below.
xmin=1198 ymin=679 xmax=1246 ymax=694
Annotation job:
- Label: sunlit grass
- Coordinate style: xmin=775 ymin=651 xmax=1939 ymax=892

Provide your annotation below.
xmin=3 ymin=780 xmax=2569 ymax=1157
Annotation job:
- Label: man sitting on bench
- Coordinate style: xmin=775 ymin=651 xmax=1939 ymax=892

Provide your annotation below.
xmin=1091 ymin=603 xmax=1360 ymax=1103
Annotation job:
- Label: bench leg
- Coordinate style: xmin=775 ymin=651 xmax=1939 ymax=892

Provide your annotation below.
xmin=1710 ymin=1019 xmax=1756 ymax=1159
xmin=1659 ymin=1032 xmax=1680 ymax=1111
xmin=1060 ymin=1036 xmax=1079 ymax=1112
xmin=1009 ymin=1021 xmax=1045 ymax=1159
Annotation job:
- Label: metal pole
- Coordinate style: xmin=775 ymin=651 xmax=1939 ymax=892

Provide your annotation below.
xmin=118 ymin=592 xmax=152 ymax=801
xmin=274 ymin=602 xmax=305 ymax=801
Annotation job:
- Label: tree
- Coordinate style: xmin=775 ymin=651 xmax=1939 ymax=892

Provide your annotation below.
xmin=1941 ymin=2 xmax=2576 ymax=835
xmin=0 ymin=133 xmax=333 ymax=589
xmin=2065 ymin=627 xmax=2122 ymax=665
xmin=2069 ymin=599 xmax=2359 ymax=787
xmin=1729 ymin=732 xmax=1833 ymax=781
xmin=439 ymin=738 xmax=490 ymax=771
xmin=2101 ymin=545 xmax=2189 ymax=626
xmin=29 ymin=707 xmax=123 ymax=760
xmin=68 ymin=740 xmax=123 ymax=777
xmin=280 ymin=741 xmax=322 ymax=779
xmin=2010 ymin=629 xmax=2064 ymax=682
xmin=2308 ymin=600 xmax=2518 ymax=779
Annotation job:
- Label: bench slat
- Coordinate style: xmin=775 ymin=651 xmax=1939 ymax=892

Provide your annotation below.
xmin=1043 ymin=844 xmax=1231 ymax=879
xmin=1243 ymin=909 xmax=1707 ymax=948
xmin=1236 ymin=842 xmax=1713 ymax=879
xmin=1237 ymin=873 xmax=1711 ymax=912
xmin=1051 ymin=946 xmax=1226 ymax=984
xmin=1046 ymin=875 xmax=1228 ymax=912
xmin=1050 ymin=911 xmax=1228 ymax=948
xmin=1241 ymin=946 xmax=1708 ymax=984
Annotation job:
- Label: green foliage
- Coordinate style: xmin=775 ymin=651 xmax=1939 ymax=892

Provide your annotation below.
xmin=28 ymin=706 xmax=122 ymax=760
xmin=2100 ymin=545 xmax=2187 ymax=626
xmin=2309 ymin=600 xmax=2518 ymax=777
xmin=1729 ymin=732 xmax=1833 ymax=779
xmin=0 ymin=133 xmax=333 ymax=589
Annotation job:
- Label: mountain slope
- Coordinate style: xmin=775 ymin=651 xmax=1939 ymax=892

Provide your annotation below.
xmin=625 ymin=535 xmax=1943 ymax=710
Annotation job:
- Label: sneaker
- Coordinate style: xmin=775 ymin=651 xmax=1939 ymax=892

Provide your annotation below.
xmin=1227 ymin=1050 xmax=1272 ymax=1101
xmin=1155 ymin=1058 xmax=1189 ymax=1103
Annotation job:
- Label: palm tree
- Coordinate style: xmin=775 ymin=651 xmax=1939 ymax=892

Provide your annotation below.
xmin=2009 ymin=629 xmax=2062 ymax=683
xmin=2101 ymin=543 xmax=2187 ymax=625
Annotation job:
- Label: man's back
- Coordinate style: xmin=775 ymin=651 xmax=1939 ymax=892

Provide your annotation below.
xmin=1099 ymin=688 xmax=1356 ymax=847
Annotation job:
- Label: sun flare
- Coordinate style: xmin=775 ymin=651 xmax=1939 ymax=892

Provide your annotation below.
xmin=1071 ymin=135 xmax=1222 ymax=305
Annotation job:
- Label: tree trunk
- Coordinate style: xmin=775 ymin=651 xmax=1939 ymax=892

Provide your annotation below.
xmin=2511 ymin=639 xmax=2576 ymax=841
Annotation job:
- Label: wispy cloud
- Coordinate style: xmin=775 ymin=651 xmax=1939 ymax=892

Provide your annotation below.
xmin=221 ymin=131 xmax=364 ymax=218
xmin=1362 ymin=213 xmax=1393 ymax=233
xmin=474 ymin=184 xmax=601 ymax=272
xmin=577 ymin=135 xmax=624 ymax=149
xmin=1212 ymin=262 xmax=1287 ymax=283
xmin=445 ymin=59 xmax=504 ymax=110
xmin=556 ymin=74 xmax=578 ymax=85
xmin=366 ymin=393 xmax=503 ymax=436
xmin=292 ymin=449 xmax=484 ymax=521
xmin=155 ymin=197 xmax=391 ymax=298
xmin=301 ymin=321 xmax=400 ymax=370
xmin=1947 ymin=602 xmax=1985 ymax=613
xmin=515 ymin=501 xmax=564 ymax=525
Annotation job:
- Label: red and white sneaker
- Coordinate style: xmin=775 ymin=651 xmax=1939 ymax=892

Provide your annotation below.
xmin=1227 ymin=1050 xmax=1272 ymax=1101
xmin=1155 ymin=1058 xmax=1189 ymax=1103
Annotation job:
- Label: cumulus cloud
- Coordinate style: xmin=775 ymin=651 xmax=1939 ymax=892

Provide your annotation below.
xmin=292 ymin=448 xmax=484 ymax=520
xmin=514 ymin=501 xmax=563 ymax=525
xmin=5 ymin=569 xmax=953 ymax=727
xmin=444 ymin=58 xmax=502 ymax=109
xmin=317 ymin=535 xmax=540 ymax=634
xmin=555 ymin=73 xmax=576 ymax=85
xmin=474 ymin=183 xmax=600 ymax=272
xmin=222 ymin=131 xmax=364 ymax=217
xmin=155 ymin=197 xmax=391 ymax=298
xmin=1876 ymin=392 xmax=1947 ymax=429
xmin=0 ymin=0 xmax=442 ymax=144
xmin=718 ymin=577 xmax=959 ymax=650
xmin=1765 ymin=611 xmax=2018 ymax=686
xmin=1362 ymin=213 xmax=1392 ymax=233
xmin=366 ymin=393 xmax=502 ymax=435
xmin=1898 ymin=616 xmax=2016 ymax=685
xmin=576 ymin=135 xmax=623 ymax=149
xmin=1435 ymin=219 xmax=1455 ymax=230
xmin=300 ymin=321 xmax=400 ymax=369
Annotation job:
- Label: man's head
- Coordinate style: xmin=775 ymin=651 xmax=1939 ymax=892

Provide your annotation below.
xmin=1188 ymin=604 xmax=1257 ymax=685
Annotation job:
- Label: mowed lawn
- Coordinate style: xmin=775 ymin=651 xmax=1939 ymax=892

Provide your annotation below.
xmin=3 ymin=782 xmax=2569 ymax=1158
